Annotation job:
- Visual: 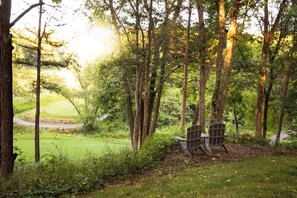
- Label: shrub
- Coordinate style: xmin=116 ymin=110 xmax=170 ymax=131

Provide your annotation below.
xmin=0 ymin=133 xmax=176 ymax=197
xmin=235 ymin=132 xmax=269 ymax=146
xmin=280 ymin=133 xmax=297 ymax=150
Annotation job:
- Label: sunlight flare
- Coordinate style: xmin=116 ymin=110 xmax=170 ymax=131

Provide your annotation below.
xmin=69 ymin=27 xmax=117 ymax=63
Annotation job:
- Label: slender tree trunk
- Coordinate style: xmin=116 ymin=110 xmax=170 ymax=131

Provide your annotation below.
xmin=146 ymin=50 xmax=158 ymax=136
xmin=263 ymin=31 xmax=283 ymax=138
xmin=150 ymin=0 xmax=182 ymax=135
xmin=107 ymin=0 xmax=134 ymax=141
xmin=256 ymin=0 xmax=269 ymax=137
xmin=276 ymin=33 xmax=296 ymax=144
xmin=180 ymin=0 xmax=192 ymax=133
xmin=217 ymin=0 xmax=240 ymax=122
xmin=34 ymin=0 xmax=43 ymax=163
xmin=255 ymin=0 xmax=287 ymax=137
xmin=132 ymin=0 xmax=141 ymax=151
xmin=150 ymin=63 xmax=165 ymax=135
xmin=0 ymin=0 xmax=16 ymax=177
xmin=209 ymin=0 xmax=226 ymax=124
xmin=197 ymin=0 xmax=207 ymax=132
xmin=232 ymin=101 xmax=239 ymax=137
xmin=142 ymin=0 xmax=153 ymax=143
xmin=192 ymin=101 xmax=199 ymax=125
xmin=262 ymin=67 xmax=274 ymax=138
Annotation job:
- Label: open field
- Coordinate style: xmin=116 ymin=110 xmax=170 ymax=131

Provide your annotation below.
xmin=14 ymin=133 xmax=130 ymax=162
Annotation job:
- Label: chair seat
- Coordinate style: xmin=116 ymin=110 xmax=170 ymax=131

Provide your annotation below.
xmin=176 ymin=125 xmax=206 ymax=157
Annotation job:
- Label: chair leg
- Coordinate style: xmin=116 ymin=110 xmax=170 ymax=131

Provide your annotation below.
xmin=180 ymin=142 xmax=192 ymax=157
xmin=222 ymin=144 xmax=229 ymax=155
xmin=184 ymin=149 xmax=192 ymax=157
xmin=204 ymin=138 xmax=212 ymax=155
xmin=198 ymin=146 xmax=207 ymax=155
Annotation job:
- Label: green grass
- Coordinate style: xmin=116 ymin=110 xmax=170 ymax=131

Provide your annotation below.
xmin=14 ymin=93 xmax=80 ymax=120
xmin=14 ymin=133 xmax=130 ymax=163
xmin=13 ymin=97 xmax=36 ymax=114
xmin=89 ymin=156 xmax=297 ymax=197
xmin=24 ymin=100 xmax=80 ymax=120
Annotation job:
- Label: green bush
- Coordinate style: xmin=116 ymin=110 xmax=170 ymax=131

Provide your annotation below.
xmin=0 ymin=134 xmax=176 ymax=197
xmin=280 ymin=133 xmax=297 ymax=150
xmin=230 ymin=132 xmax=269 ymax=146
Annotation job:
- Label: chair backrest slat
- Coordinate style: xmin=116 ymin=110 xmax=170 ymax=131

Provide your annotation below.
xmin=187 ymin=125 xmax=203 ymax=150
xmin=208 ymin=123 xmax=225 ymax=146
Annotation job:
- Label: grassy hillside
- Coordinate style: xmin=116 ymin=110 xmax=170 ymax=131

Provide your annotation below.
xmin=87 ymin=156 xmax=297 ymax=197
xmin=14 ymin=93 xmax=80 ymax=121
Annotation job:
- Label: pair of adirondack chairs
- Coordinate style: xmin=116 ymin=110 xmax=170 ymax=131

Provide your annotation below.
xmin=175 ymin=123 xmax=228 ymax=157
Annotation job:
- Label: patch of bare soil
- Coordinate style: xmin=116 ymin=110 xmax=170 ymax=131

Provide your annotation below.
xmin=129 ymin=143 xmax=297 ymax=184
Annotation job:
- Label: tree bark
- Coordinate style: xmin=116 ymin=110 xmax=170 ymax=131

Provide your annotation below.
xmin=132 ymin=0 xmax=141 ymax=151
xmin=209 ymin=0 xmax=226 ymax=124
xmin=142 ymin=0 xmax=153 ymax=143
xmin=232 ymin=101 xmax=239 ymax=136
xmin=34 ymin=0 xmax=43 ymax=163
xmin=0 ymin=0 xmax=16 ymax=177
xmin=255 ymin=0 xmax=287 ymax=137
xmin=149 ymin=0 xmax=182 ymax=135
xmin=263 ymin=29 xmax=284 ymax=138
xmin=107 ymin=0 xmax=134 ymax=142
xmin=197 ymin=0 xmax=207 ymax=132
xmin=217 ymin=0 xmax=240 ymax=122
xmin=180 ymin=0 xmax=192 ymax=134
xmin=276 ymin=26 xmax=296 ymax=144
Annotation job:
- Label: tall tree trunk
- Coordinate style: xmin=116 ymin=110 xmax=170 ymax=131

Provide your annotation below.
xmin=256 ymin=0 xmax=269 ymax=137
xmin=217 ymin=0 xmax=240 ymax=122
xmin=35 ymin=0 xmax=43 ymax=163
xmin=107 ymin=0 xmax=134 ymax=142
xmin=263 ymin=30 xmax=284 ymax=138
xmin=142 ymin=0 xmax=153 ymax=143
xmin=150 ymin=0 xmax=182 ymax=135
xmin=132 ymin=0 xmax=141 ymax=151
xmin=0 ymin=0 xmax=16 ymax=176
xmin=150 ymin=62 xmax=165 ymax=136
xmin=255 ymin=0 xmax=287 ymax=137
xmin=262 ymin=67 xmax=274 ymax=138
xmin=197 ymin=0 xmax=207 ymax=132
xmin=209 ymin=0 xmax=226 ymax=124
xmin=180 ymin=0 xmax=192 ymax=133
xmin=276 ymin=30 xmax=296 ymax=144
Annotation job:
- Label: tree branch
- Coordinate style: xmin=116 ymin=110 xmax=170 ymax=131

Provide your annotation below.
xmin=10 ymin=3 xmax=44 ymax=28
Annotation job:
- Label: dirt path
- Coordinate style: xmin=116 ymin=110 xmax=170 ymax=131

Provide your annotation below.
xmin=13 ymin=118 xmax=83 ymax=129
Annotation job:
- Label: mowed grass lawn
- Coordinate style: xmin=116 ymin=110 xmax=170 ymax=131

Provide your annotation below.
xmin=87 ymin=156 xmax=297 ymax=197
xmin=26 ymin=100 xmax=80 ymax=121
xmin=14 ymin=133 xmax=130 ymax=162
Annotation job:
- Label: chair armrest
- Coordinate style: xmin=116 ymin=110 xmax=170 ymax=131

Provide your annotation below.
xmin=175 ymin=136 xmax=186 ymax=142
xmin=201 ymin=133 xmax=208 ymax=138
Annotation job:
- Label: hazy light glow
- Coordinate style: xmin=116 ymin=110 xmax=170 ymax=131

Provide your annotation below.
xmin=58 ymin=70 xmax=79 ymax=88
xmin=69 ymin=27 xmax=116 ymax=63
xmin=11 ymin=0 xmax=117 ymax=64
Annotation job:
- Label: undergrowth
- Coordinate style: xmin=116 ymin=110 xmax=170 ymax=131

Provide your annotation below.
xmin=0 ymin=134 xmax=176 ymax=197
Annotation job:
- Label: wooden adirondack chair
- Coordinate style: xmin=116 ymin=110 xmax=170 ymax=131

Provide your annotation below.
xmin=204 ymin=123 xmax=228 ymax=155
xmin=175 ymin=125 xmax=207 ymax=157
